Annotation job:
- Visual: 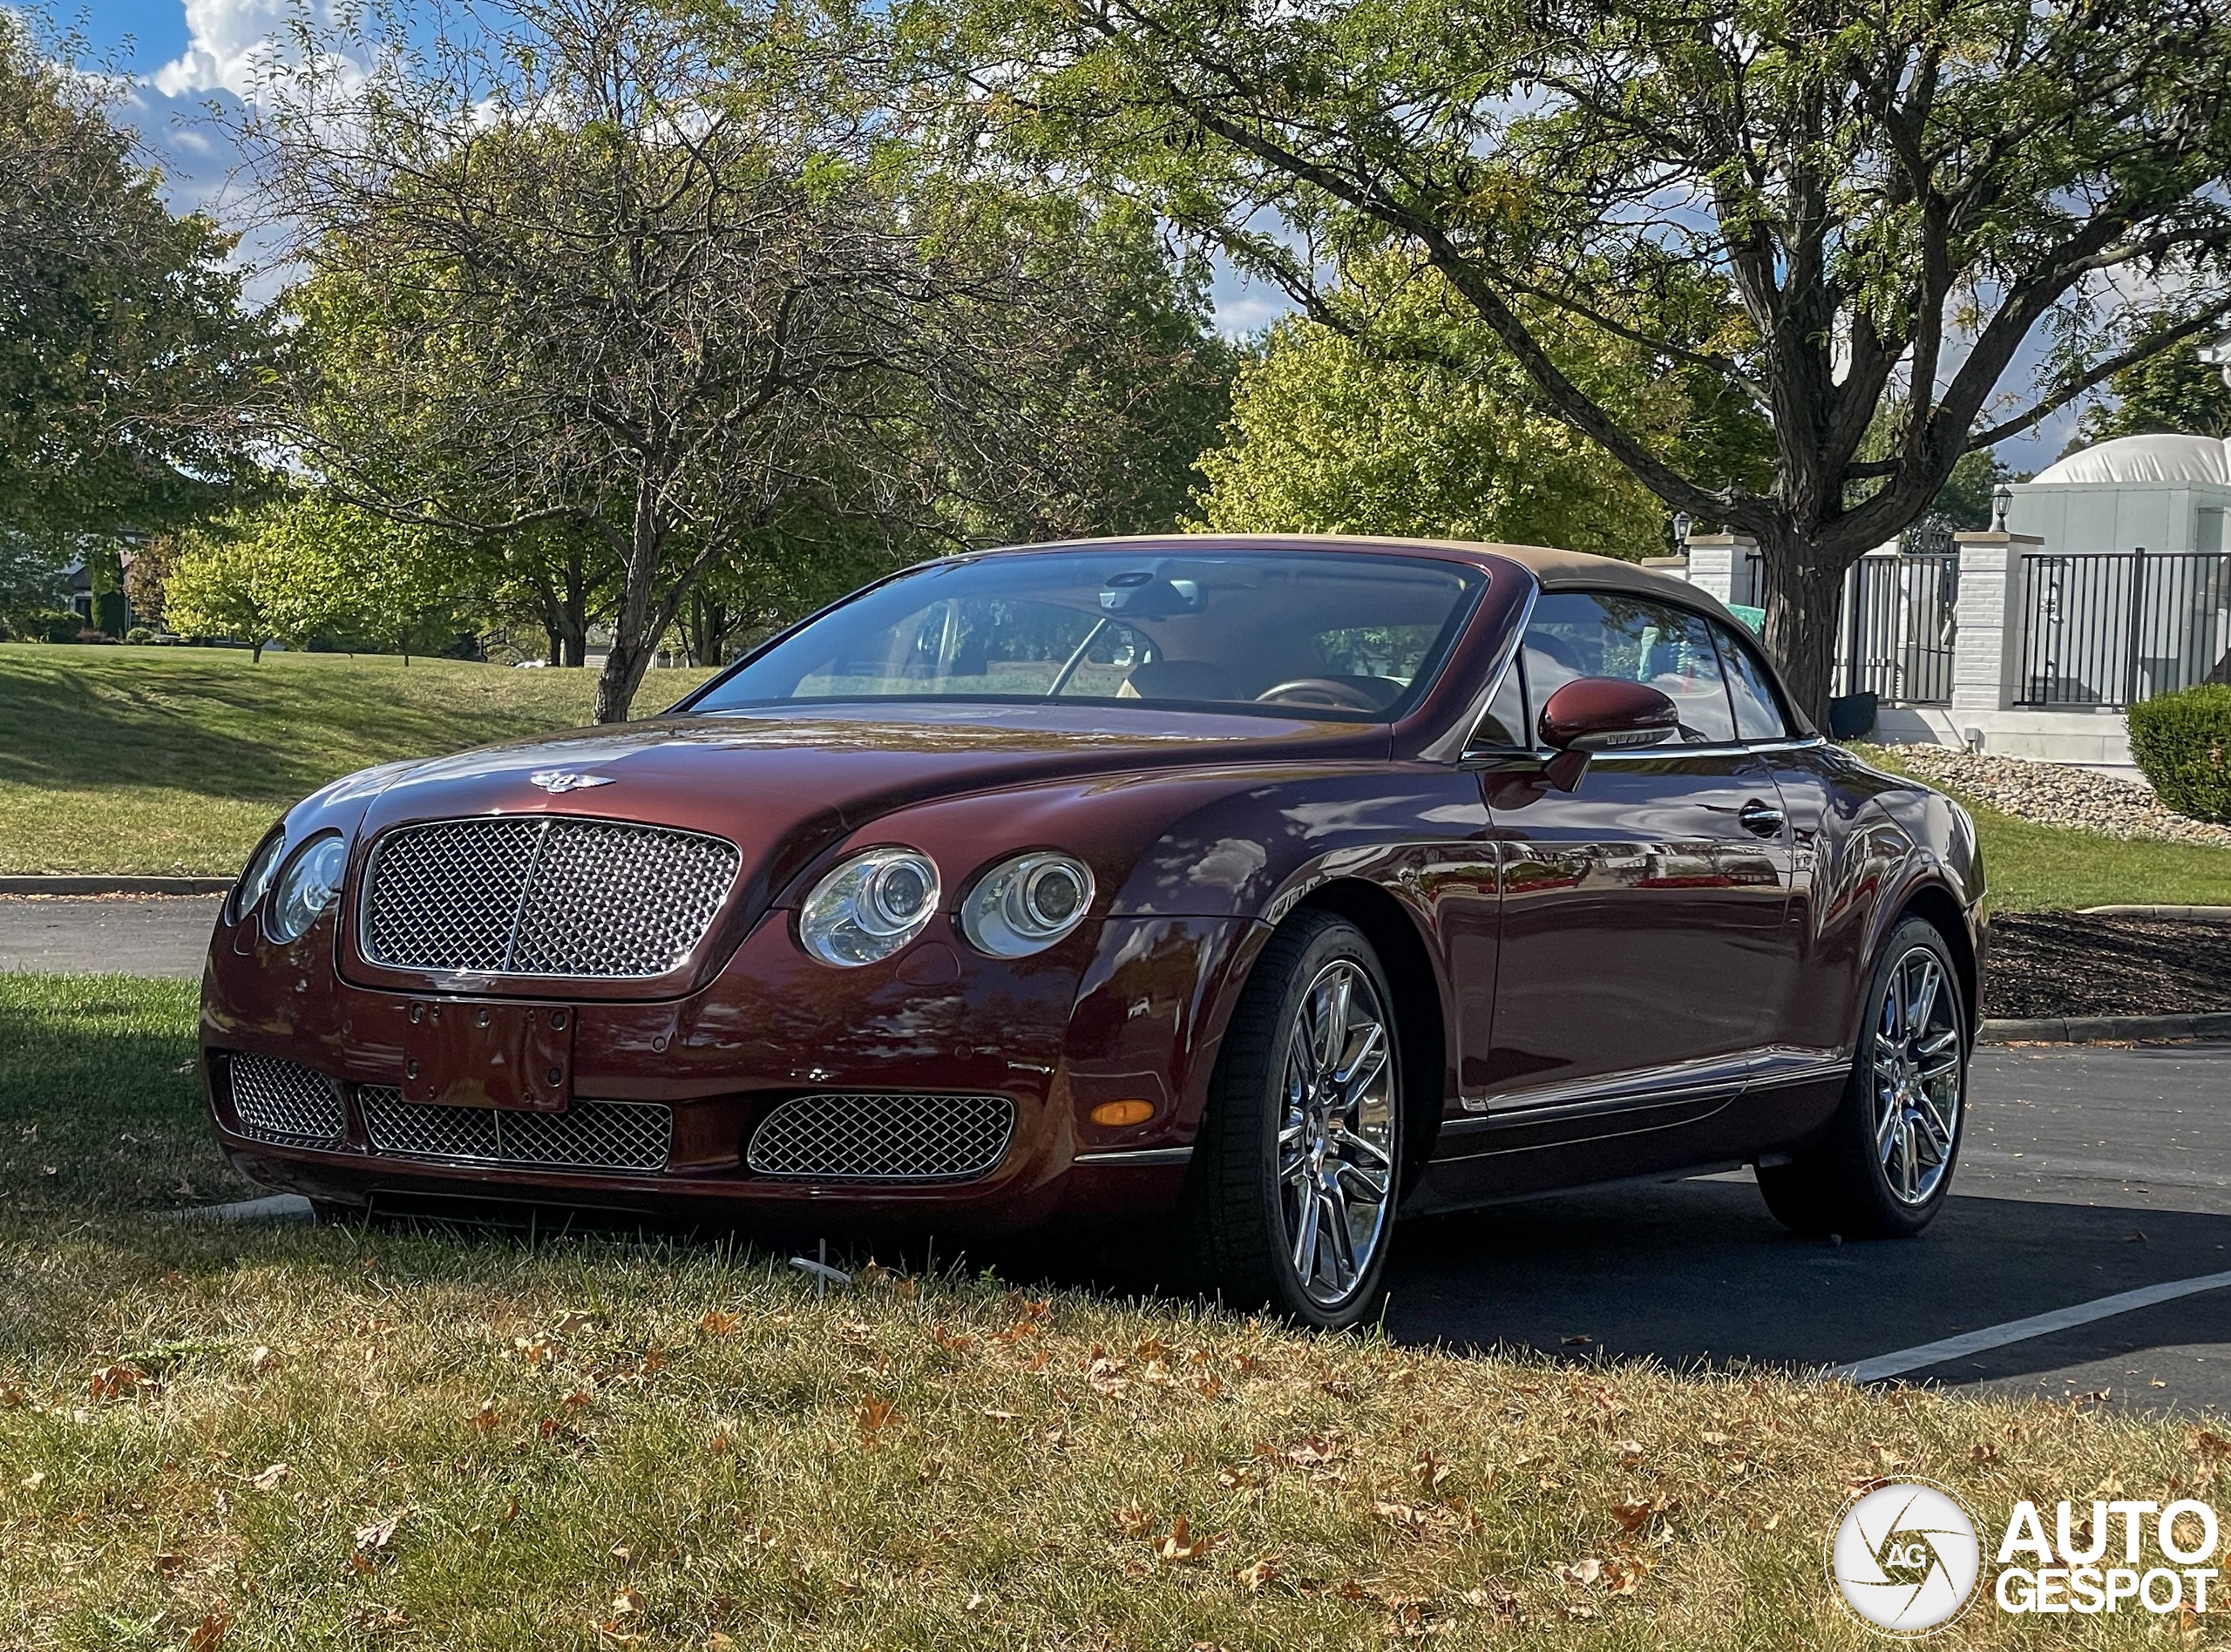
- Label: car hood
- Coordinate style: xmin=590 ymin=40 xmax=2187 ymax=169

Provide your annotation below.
xmin=349 ymin=701 xmax=1384 ymax=917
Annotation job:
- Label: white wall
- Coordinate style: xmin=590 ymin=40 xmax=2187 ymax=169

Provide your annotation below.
xmin=2007 ymin=481 xmax=2231 ymax=556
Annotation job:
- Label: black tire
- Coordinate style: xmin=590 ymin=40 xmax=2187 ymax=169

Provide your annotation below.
xmin=1758 ymin=916 xmax=1969 ymax=1238
xmin=1183 ymin=911 xmax=1404 ymax=1330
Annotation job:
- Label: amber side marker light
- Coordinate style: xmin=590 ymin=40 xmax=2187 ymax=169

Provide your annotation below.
xmin=1088 ymin=1100 xmax=1155 ymax=1127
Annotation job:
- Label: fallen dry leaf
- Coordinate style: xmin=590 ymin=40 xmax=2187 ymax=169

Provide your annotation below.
xmin=250 ymin=1462 xmax=291 ymax=1492
xmin=1235 ymin=1555 xmax=1280 ymax=1592
xmin=1557 ymin=1557 xmax=1604 ymax=1587
xmin=1156 ymin=1514 xmax=1217 ymax=1562
xmin=87 ymin=1364 xmax=145 ymax=1402
xmin=185 ymin=1611 xmax=227 ymax=1651
xmin=701 ymin=1311 xmax=742 ymax=1337
xmin=354 ymin=1510 xmax=408 ymax=1552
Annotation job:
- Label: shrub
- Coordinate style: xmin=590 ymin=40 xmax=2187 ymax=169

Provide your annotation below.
xmin=2129 ymin=684 xmax=2231 ymax=824
xmin=125 ymin=626 xmax=154 ymax=644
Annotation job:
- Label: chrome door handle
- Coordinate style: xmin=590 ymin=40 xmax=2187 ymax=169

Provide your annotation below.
xmin=1739 ymin=799 xmax=1787 ymax=838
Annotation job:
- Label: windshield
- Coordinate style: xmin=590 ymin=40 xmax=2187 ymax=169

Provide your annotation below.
xmin=691 ymin=550 xmax=1485 ymax=722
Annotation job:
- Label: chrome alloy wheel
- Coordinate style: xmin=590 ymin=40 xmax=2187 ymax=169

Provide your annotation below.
xmin=1278 ymin=959 xmax=1397 ymax=1308
xmin=1872 ymin=946 xmax=1963 ymax=1206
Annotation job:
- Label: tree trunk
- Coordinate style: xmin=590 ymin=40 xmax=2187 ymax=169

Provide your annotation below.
xmin=250 ymin=638 xmax=266 ymax=664
xmin=560 ymin=549 xmax=589 ymax=667
xmin=592 ymin=481 xmax=665 ymax=723
xmin=1759 ymin=530 xmax=1848 ymax=732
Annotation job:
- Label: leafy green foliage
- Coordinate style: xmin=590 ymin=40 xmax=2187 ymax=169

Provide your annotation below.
xmin=0 ymin=15 xmax=274 ymax=539
xmin=1193 ymin=263 xmax=1766 ymax=554
xmin=2078 ymin=333 xmax=2231 ymax=445
xmin=163 ymin=495 xmax=471 ymax=662
xmin=0 ymin=532 xmax=71 ymax=640
xmin=2129 ymin=686 xmax=2231 ymax=825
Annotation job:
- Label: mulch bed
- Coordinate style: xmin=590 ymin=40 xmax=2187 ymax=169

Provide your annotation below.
xmin=1982 ymin=912 xmax=2231 ymax=1019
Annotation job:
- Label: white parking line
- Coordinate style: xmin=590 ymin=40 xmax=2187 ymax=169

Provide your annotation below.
xmin=1830 ymin=1269 xmax=2231 ymax=1384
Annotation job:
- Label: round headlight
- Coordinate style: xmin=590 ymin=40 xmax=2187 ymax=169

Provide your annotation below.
xmin=960 ymin=852 xmax=1095 ymax=958
xmin=266 ymin=832 xmax=348 ymax=944
xmin=231 ymin=829 xmax=288 ymax=924
xmin=798 ymin=847 xmax=942 ymax=967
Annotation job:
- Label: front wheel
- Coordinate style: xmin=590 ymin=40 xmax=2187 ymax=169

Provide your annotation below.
xmin=1759 ymin=917 xmax=1969 ymax=1238
xmin=1183 ymin=911 xmax=1403 ymax=1330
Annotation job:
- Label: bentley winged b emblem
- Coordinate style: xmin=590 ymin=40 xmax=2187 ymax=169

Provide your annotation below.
xmin=528 ymin=769 xmax=615 ymax=794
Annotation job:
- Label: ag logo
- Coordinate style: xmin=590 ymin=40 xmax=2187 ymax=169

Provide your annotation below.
xmin=1828 ymin=1479 xmax=1983 ymax=1635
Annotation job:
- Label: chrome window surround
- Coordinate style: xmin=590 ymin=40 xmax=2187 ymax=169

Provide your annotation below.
xmin=1440 ymin=581 xmax=1825 ymax=766
xmin=746 ymin=1092 xmax=1016 ymax=1181
xmin=358 ymin=816 xmax=741 ymax=980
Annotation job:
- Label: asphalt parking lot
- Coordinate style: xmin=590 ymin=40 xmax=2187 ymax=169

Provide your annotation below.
xmin=7 ymin=894 xmax=2228 ymax=1413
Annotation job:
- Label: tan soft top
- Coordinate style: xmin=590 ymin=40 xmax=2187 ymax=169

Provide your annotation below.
xmin=1010 ymin=531 xmax=1730 ymax=617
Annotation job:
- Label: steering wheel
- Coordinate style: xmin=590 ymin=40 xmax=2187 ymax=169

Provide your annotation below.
xmin=1253 ymin=677 xmax=1387 ymax=711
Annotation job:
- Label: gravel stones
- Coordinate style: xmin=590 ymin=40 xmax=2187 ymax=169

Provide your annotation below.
xmin=1885 ymin=744 xmax=2231 ymax=850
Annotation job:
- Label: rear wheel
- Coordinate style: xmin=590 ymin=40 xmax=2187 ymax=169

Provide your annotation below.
xmin=1759 ymin=917 xmax=1968 ymax=1238
xmin=1184 ymin=911 xmax=1402 ymax=1330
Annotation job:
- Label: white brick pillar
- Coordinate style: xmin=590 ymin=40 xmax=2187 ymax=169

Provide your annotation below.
xmin=1683 ymin=532 xmax=1758 ymax=606
xmin=1950 ymin=531 xmax=2043 ymax=714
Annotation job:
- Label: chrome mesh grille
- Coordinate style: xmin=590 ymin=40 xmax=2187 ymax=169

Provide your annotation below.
xmin=357 ymin=1088 xmax=671 ymax=1175
xmin=747 ymin=1093 xmax=1015 ymax=1181
xmin=227 ymin=1053 xmax=348 ymax=1148
xmin=361 ymin=817 xmax=739 ymax=978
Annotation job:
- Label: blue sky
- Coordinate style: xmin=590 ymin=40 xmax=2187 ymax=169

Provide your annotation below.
xmin=71 ymin=0 xmax=188 ymax=66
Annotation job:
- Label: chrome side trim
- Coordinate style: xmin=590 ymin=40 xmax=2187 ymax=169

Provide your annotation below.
xmin=1461 ymin=1049 xmax=1758 ymax=1117
xmin=1073 ymin=1145 xmax=1195 ymax=1166
xmin=1747 ymin=1046 xmax=1855 ymax=1088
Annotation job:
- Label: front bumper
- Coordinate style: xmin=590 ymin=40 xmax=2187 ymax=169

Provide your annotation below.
xmin=200 ymin=898 xmax=1253 ymax=1234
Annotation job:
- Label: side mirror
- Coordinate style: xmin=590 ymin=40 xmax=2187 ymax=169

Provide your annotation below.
xmin=1536 ymin=677 xmax=1679 ymax=789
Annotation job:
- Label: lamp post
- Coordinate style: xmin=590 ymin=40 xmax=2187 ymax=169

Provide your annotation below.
xmin=1990 ymin=483 xmax=2012 ymax=532
xmin=1672 ymin=511 xmax=1692 ymax=552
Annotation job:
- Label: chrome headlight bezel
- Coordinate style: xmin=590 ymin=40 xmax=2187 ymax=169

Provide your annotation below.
xmin=959 ymin=851 xmax=1095 ymax=958
xmin=797 ymin=847 xmax=942 ymax=967
xmin=231 ymin=827 xmax=288 ymax=924
xmin=264 ymin=831 xmax=349 ymax=945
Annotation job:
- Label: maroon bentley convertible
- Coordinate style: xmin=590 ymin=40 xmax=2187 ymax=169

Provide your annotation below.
xmin=202 ymin=535 xmax=1983 ymax=1328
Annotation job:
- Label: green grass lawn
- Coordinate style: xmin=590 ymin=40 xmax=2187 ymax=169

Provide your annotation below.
xmin=1852 ymin=744 xmax=2231 ymax=912
xmin=0 ymin=973 xmax=2206 ymax=1649
xmin=0 ymin=645 xmax=715 ymax=876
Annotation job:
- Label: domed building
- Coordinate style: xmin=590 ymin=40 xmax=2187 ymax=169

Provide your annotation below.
xmin=2011 ymin=433 xmax=2231 ymax=556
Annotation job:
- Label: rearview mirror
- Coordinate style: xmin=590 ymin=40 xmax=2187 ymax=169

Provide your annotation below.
xmin=1536 ymin=677 xmax=1679 ymax=789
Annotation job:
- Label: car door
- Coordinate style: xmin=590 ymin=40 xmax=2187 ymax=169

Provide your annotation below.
xmin=1475 ymin=589 xmax=1797 ymax=1113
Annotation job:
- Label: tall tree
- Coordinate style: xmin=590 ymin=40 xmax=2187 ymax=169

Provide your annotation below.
xmin=982 ymin=0 xmax=2231 ymax=719
xmin=249 ymin=0 xmax=1099 ymax=722
xmin=1194 ymin=258 xmax=1769 ymax=554
xmin=0 ymin=13 xmax=272 ymax=538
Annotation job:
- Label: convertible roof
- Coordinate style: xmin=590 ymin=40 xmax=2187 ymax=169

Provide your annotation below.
xmin=1004 ymin=532 xmax=1723 ymax=613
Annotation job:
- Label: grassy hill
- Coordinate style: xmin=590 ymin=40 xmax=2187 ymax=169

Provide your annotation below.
xmin=0 ymin=645 xmax=715 ymax=876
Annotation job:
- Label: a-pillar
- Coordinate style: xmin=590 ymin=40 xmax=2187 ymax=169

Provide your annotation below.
xmin=1950 ymin=530 xmax=2045 ymax=715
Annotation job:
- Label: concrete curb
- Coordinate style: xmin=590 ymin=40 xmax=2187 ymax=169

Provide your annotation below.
xmin=1980 ymin=1012 xmax=2231 ymax=1045
xmin=153 ymin=1194 xmax=316 ymax=1224
xmin=0 ymin=876 xmax=232 ymax=896
xmin=2078 ymin=905 xmax=2231 ymax=924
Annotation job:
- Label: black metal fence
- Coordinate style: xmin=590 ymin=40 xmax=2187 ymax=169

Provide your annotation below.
xmin=2017 ymin=550 xmax=2231 ymax=708
xmin=1738 ymin=538 xmax=1959 ymax=706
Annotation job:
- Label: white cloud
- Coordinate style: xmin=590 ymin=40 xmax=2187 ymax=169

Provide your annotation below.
xmin=154 ymin=0 xmax=313 ymax=98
